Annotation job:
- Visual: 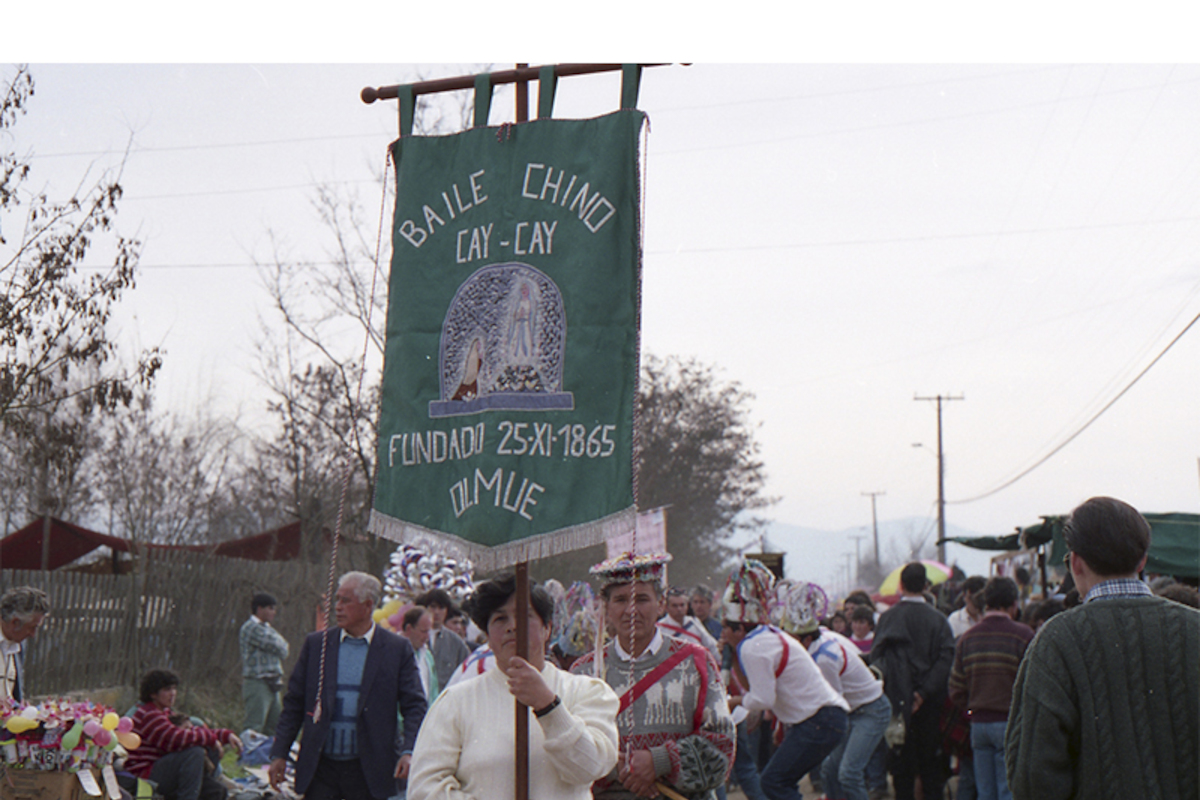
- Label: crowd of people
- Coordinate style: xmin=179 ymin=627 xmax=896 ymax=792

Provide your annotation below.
xmin=2 ymin=495 xmax=1195 ymax=800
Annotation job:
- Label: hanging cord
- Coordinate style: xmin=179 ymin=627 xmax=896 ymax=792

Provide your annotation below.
xmin=617 ymin=111 xmax=653 ymax=782
xmin=310 ymin=148 xmax=393 ymax=724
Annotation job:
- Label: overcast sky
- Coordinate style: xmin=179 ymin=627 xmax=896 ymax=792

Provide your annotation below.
xmin=5 ymin=13 xmax=1198 ymax=585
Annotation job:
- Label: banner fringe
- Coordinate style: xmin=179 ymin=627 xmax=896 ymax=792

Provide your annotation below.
xmin=368 ymin=507 xmax=637 ymax=573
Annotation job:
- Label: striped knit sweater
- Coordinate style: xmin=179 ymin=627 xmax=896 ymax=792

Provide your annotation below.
xmin=948 ymin=612 xmax=1033 ymax=723
xmin=571 ymin=636 xmax=735 ymax=800
xmin=125 ymin=703 xmax=235 ymax=778
xmin=1005 ymin=596 xmax=1199 ymax=800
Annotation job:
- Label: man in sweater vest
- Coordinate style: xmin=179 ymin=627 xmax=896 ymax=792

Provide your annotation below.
xmin=570 ymin=551 xmax=735 ymax=800
xmin=1006 ymin=496 xmax=1200 ymax=800
xmin=948 ymin=576 xmax=1033 ymax=800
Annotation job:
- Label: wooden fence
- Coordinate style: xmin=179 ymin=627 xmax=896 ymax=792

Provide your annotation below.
xmin=5 ymin=549 xmax=341 ymax=702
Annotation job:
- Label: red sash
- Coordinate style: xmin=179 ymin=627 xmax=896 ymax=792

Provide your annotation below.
xmin=658 ymin=621 xmax=704 ymax=645
xmin=618 ymin=643 xmax=711 ymax=733
xmin=774 ymin=631 xmax=790 ymax=678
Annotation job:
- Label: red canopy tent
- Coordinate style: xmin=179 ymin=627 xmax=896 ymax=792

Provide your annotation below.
xmin=0 ymin=518 xmax=308 ymax=571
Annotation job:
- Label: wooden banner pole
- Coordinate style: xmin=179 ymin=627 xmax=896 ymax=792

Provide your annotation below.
xmin=513 ymin=67 xmax=531 ymax=800
xmin=361 ymin=63 xmax=669 ymax=105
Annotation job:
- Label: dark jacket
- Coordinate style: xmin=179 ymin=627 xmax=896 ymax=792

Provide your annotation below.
xmin=271 ymin=627 xmax=427 ymax=799
xmin=869 ymin=597 xmax=955 ymax=724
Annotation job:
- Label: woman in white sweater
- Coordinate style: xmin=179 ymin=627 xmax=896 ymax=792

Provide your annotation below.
xmin=407 ymin=575 xmax=619 ymax=800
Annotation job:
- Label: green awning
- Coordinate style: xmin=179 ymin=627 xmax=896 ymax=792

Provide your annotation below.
xmin=940 ymin=512 xmax=1198 ymax=579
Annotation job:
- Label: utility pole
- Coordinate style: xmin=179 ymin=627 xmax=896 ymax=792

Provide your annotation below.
xmin=842 ymin=552 xmax=855 ymax=596
xmin=849 ymin=534 xmax=867 ymax=587
xmin=915 ymin=393 xmax=964 ymax=564
xmin=861 ymin=491 xmax=885 ymax=569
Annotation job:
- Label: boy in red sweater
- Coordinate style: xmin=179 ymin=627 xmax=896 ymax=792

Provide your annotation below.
xmin=126 ymin=669 xmax=241 ymax=800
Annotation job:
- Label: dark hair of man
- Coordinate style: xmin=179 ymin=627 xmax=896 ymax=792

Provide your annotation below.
xmin=601 ymin=580 xmax=664 ymax=601
xmin=899 ymin=562 xmax=928 ymax=594
xmin=251 ymin=592 xmax=278 ymax=613
xmin=463 ymin=575 xmax=554 ymax=631
xmin=850 ymin=605 xmax=875 ymax=627
xmin=139 ymin=669 xmax=180 ymax=704
xmin=962 ymin=575 xmax=987 ymax=597
xmin=665 ymin=586 xmax=687 ymax=599
xmin=690 ymin=585 xmax=714 ymax=603
xmin=983 ymin=576 xmax=1019 ymax=610
xmin=1064 ymin=496 xmax=1151 ymax=577
xmin=1014 ymin=566 xmax=1031 ymax=585
xmin=414 ymin=588 xmax=455 ymax=611
xmin=445 ymin=605 xmax=464 ymax=621
xmin=402 ymin=605 xmax=428 ymax=631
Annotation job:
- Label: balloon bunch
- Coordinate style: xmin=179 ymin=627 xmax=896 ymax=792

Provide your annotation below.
xmin=371 ymin=598 xmax=412 ymax=633
xmin=0 ymin=699 xmax=140 ymax=772
xmin=383 ymin=544 xmax=475 ymax=604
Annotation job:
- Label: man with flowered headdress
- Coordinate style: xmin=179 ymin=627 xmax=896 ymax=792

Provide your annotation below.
xmin=721 ymin=560 xmax=849 ymax=800
xmin=775 ymin=580 xmax=890 ymax=800
xmin=570 ymin=552 xmax=734 ymax=800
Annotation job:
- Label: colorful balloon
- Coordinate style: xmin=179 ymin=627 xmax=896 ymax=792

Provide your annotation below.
xmin=59 ymin=723 xmax=83 ymax=751
xmin=117 ymin=717 xmax=133 ymax=734
xmin=115 ymin=731 xmax=140 ymax=750
xmin=82 ymin=720 xmax=101 ymax=738
xmin=92 ymin=728 xmax=112 ymax=747
xmin=5 ymin=716 xmax=36 ymax=733
xmin=101 ymin=712 xmax=120 ymax=731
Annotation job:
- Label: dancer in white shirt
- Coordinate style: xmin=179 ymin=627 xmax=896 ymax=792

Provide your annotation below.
xmin=722 ymin=562 xmax=849 ymax=800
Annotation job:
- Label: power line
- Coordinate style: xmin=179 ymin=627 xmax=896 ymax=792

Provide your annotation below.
xmin=654 ymin=215 xmax=1200 ymax=255
xmin=951 ymin=310 xmax=1200 ymax=504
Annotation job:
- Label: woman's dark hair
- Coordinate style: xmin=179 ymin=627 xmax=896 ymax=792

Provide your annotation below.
xmin=849 ymin=605 xmax=875 ymax=627
xmin=464 ymin=575 xmax=554 ymax=631
xmin=139 ymin=669 xmax=180 ymax=704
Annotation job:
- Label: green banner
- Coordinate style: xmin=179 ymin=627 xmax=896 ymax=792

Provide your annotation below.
xmin=370 ymin=110 xmax=645 ymax=571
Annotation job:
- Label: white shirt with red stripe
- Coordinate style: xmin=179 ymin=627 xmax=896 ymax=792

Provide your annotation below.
xmin=737 ymin=624 xmax=848 ymax=725
xmin=444 ymin=644 xmax=494 ymax=690
xmin=657 ymin=615 xmax=720 ymax=659
xmin=806 ymin=628 xmax=884 ymax=710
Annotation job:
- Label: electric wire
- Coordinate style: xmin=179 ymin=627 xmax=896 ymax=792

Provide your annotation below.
xmin=949 ymin=309 xmax=1200 ymax=504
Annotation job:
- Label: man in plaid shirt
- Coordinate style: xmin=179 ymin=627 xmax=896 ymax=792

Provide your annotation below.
xmin=240 ymin=592 xmax=290 ymax=735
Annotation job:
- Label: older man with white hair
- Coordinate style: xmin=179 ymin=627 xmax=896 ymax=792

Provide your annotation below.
xmin=0 ymin=586 xmax=50 ymax=702
xmin=269 ymin=572 xmax=427 ymax=800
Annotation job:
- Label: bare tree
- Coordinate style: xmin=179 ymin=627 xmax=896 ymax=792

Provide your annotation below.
xmin=93 ymin=392 xmax=240 ymax=545
xmin=0 ymin=66 xmax=159 ymax=425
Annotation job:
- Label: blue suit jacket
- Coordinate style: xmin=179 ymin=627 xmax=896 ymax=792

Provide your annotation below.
xmin=271 ymin=626 xmax=427 ymax=799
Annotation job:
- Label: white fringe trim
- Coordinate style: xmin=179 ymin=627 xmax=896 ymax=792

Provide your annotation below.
xmin=368 ymin=507 xmax=636 ymax=573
